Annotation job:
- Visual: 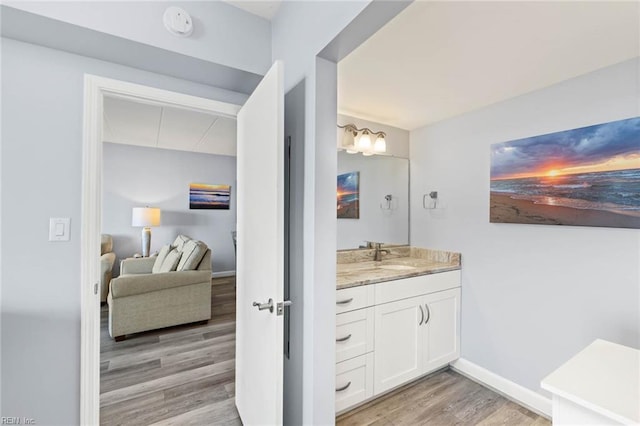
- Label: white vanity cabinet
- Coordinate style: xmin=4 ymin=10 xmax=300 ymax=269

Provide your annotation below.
xmin=335 ymin=287 xmax=376 ymax=413
xmin=422 ymin=288 xmax=460 ymax=372
xmin=335 ymin=270 xmax=461 ymax=413
xmin=374 ymin=287 xmax=460 ymax=394
xmin=373 ymin=296 xmax=424 ymax=392
xmin=336 ymin=307 xmax=375 ymax=363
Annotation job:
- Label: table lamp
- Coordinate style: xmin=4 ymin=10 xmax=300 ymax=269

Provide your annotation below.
xmin=132 ymin=207 xmax=161 ymax=257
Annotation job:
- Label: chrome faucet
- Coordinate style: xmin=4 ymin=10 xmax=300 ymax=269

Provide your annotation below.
xmin=373 ymin=243 xmax=390 ymax=261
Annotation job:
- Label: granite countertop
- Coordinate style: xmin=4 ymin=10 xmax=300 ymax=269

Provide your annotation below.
xmin=336 ymin=246 xmax=461 ymax=290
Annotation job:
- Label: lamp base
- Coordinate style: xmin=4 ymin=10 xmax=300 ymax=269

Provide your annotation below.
xmin=141 ymin=227 xmax=151 ymax=257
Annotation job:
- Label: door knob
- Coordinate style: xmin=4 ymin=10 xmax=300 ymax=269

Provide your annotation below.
xmin=252 ymin=298 xmax=274 ymax=313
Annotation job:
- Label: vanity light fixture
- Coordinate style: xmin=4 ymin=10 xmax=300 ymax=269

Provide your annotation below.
xmin=337 ymin=124 xmax=387 ymax=156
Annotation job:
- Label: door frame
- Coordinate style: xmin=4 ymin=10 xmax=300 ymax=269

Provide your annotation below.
xmin=80 ymin=74 xmax=241 ymax=425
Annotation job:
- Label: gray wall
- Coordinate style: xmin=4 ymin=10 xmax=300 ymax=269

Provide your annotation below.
xmin=272 ymin=2 xmax=414 ymax=423
xmin=410 ymin=58 xmax=640 ymax=396
xmin=6 ymin=1 xmax=271 ymax=75
xmin=0 ymin=37 xmax=248 ymax=425
xmin=103 ymin=143 xmax=237 ymax=275
xmin=272 ymin=2 xmax=371 ymax=424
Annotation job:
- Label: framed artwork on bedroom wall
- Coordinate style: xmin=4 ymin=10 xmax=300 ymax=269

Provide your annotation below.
xmin=189 ymin=183 xmax=231 ymax=210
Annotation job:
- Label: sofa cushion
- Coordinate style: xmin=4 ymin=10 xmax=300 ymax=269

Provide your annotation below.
xmin=173 ymin=235 xmax=191 ymax=252
xmin=152 ymin=244 xmax=174 ymax=274
xmin=177 ymin=240 xmax=208 ymax=271
xmin=158 ymin=249 xmax=182 ymax=273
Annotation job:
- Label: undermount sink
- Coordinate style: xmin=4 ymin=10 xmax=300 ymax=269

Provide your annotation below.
xmin=378 ymin=264 xmax=417 ymax=271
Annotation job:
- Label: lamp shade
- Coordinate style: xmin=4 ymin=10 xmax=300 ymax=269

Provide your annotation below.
xmin=132 ymin=207 xmax=161 ymax=227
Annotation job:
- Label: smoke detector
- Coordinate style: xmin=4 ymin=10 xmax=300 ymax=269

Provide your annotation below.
xmin=163 ymin=7 xmax=193 ymax=37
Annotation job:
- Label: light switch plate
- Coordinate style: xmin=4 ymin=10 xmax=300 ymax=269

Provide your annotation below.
xmin=49 ymin=218 xmax=71 ymax=241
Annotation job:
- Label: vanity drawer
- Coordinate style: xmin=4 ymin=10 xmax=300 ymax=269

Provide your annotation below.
xmin=336 ymin=307 xmax=374 ymax=363
xmin=336 ymin=352 xmax=374 ymax=413
xmin=375 ymin=270 xmax=461 ymax=305
xmin=336 ymin=285 xmax=375 ymax=314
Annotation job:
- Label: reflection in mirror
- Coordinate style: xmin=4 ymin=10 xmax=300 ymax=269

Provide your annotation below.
xmin=337 ymin=151 xmax=409 ymax=249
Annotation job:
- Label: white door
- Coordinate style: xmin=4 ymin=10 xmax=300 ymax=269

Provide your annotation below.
xmin=422 ymin=288 xmax=461 ymax=372
xmin=374 ymin=296 xmax=424 ymax=394
xmin=236 ymin=61 xmax=285 ymax=425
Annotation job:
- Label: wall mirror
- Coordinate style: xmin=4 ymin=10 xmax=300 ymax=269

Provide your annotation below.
xmin=337 ymin=150 xmax=409 ymax=249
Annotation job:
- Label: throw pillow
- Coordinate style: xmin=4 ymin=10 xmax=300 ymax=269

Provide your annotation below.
xmin=176 ymin=239 xmax=208 ymax=271
xmin=172 ymin=235 xmax=191 ymax=252
xmin=158 ymin=248 xmax=182 ymax=273
xmin=152 ymin=244 xmax=173 ymax=273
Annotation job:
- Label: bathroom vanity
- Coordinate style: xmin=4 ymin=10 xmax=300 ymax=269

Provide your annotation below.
xmin=335 ymin=246 xmax=462 ymax=413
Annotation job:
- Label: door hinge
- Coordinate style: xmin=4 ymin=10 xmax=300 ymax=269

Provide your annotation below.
xmin=94 ymin=283 xmax=98 ymax=295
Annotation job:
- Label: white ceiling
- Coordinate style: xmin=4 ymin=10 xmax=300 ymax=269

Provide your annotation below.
xmin=338 ymin=1 xmax=640 ymax=130
xmin=223 ymin=0 xmax=282 ymax=20
xmin=103 ymin=96 xmax=237 ymax=157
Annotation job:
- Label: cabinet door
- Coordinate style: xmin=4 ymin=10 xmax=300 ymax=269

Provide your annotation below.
xmin=422 ymin=288 xmax=460 ymax=373
xmin=374 ymin=296 xmax=424 ymax=394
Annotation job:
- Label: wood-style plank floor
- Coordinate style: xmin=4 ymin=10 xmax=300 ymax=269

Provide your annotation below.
xmin=100 ymin=276 xmax=240 ymax=426
xmin=337 ymin=369 xmax=550 ymax=426
xmin=101 ymin=276 xmax=549 ymax=426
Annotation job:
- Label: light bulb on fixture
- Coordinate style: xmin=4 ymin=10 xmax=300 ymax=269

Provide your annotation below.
xmin=358 ymin=130 xmax=372 ymax=151
xmin=374 ymin=134 xmax=387 ymax=153
xmin=342 ymin=128 xmax=358 ymax=154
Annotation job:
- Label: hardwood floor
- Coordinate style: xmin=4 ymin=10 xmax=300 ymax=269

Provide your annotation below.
xmin=101 ymin=277 xmax=549 ymax=426
xmin=100 ymin=276 xmax=240 ymax=426
xmin=336 ymin=369 xmax=550 ymax=426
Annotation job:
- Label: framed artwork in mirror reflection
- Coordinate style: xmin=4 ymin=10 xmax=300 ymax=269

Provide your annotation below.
xmin=337 ymin=171 xmax=359 ymax=219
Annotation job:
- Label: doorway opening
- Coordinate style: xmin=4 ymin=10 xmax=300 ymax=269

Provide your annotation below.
xmin=81 ymin=75 xmax=240 ymax=424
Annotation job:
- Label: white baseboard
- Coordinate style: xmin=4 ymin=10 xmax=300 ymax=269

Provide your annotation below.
xmin=212 ymin=270 xmax=236 ymax=278
xmin=450 ymin=358 xmax=552 ymax=418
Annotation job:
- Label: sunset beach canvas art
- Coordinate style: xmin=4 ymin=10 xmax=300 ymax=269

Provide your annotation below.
xmin=337 ymin=171 xmax=359 ymax=219
xmin=490 ymin=117 xmax=640 ymax=229
xmin=189 ymin=183 xmax=231 ymax=210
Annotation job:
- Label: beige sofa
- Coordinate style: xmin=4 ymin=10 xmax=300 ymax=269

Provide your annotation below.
xmin=107 ymin=236 xmax=212 ymax=341
xmin=100 ymin=235 xmax=116 ymax=303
